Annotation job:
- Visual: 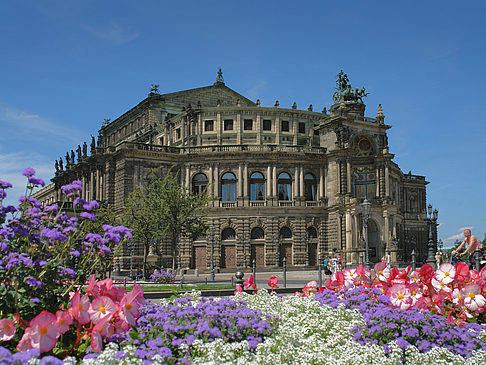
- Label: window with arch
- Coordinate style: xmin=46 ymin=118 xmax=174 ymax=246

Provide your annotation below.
xmin=221 ymin=228 xmax=236 ymax=241
xmin=280 ymin=226 xmax=292 ymax=239
xmin=251 ymin=227 xmax=265 ymax=240
xmin=353 ymin=166 xmax=376 ymax=199
xmin=277 ymin=172 xmax=292 ymax=200
xmin=304 ymin=173 xmax=317 ymax=201
xmin=250 ymin=171 xmax=265 ymax=201
xmin=307 ymin=226 xmax=318 ymax=239
xmin=221 ymin=172 xmax=236 ymax=201
xmin=192 ymin=173 xmax=208 ymax=195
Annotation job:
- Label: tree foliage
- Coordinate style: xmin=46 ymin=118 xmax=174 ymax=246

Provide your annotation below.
xmin=123 ymin=166 xmax=211 ymax=275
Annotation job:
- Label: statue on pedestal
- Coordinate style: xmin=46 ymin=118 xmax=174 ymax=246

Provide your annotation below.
xmin=90 ymin=135 xmax=96 ymax=154
xmin=82 ymin=142 xmax=87 ymax=157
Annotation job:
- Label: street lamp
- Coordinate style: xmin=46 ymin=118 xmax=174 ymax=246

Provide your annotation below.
xmin=274 ymin=233 xmax=279 ymax=267
xmin=210 ymin=225 xmax=215 ymax=281
xmin=438 ymin=239 xmax=443 ymax=253
xmin=426 ymin=204 xmax=439 ymax=268
xmin=305 ymin=229 xmax=309 ymax=267
xmin=242 ymin=232 xmax=247 ymax=269
xmin=360 ymin=198 xmax=371 ymax=268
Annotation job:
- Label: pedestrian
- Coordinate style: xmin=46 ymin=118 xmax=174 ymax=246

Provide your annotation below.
xmin=452 ymin=229 xmax=483 ymax=269
xmin=323 ymin=256 xmax=331 ymax=275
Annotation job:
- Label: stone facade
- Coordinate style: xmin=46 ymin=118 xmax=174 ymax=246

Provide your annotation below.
xmin=34 ymin=72 xmax=435 ymax=272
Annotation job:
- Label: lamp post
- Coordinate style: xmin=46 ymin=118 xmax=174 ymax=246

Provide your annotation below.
xmin=438 ymin=239 xmax=443 ymax=253
xmin=127 ymin=241 xmax=134 ymax=280
xmin=242 ymin=232 xmax=247 ymax=269
xmin=210 ymin=225 xmax=215 ymax=281
xmin=360 ymin=198 xmax=371 ymax=268
xmin=274 ymin=233 xmax=279 ymax=267
xmin=426 ymin=204 xmax=439 ymax=269
xmin=305 ymin=230 xmax=309 ymax=267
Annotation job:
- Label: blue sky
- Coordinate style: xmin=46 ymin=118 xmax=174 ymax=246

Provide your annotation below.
xmin=1 ymin=1 xmax=485 ymax=247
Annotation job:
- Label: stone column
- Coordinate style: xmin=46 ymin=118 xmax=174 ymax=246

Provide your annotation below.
xmin=90 ymin=170 xmax=95 ymax=201
xmin=256 ymin=113 xmax=261 ymax=144
xmin=319 ymin=166 xmax=325 ymax=200
xmin=267 ymin=165 xmax=272 ymax=197
xmin=237 ymin=112 xmax=242 ymax=144
xmin=385 ymin=165 xmax=390 ymax=197
xmin=272 ymin=166 xmax=277 ymax=201
xmin=376 ymin=167 xmax=380 ymax=197
xmin=345 ymin=210 xmax=353 ymax=265
xmin=346 ymin=160 xmax=351 ymax=194
xmin=243 ymin=164 xmax=248 ymax=198
xmin=299 ymin=165 xmax=304 ymax=199
xmin=293 ymin=166 xmax=299 ymax=198
xmin=383 ymin=211 xmax=390 ymax=252
xmin=185 ymin=166 xmax=190 ymax=188
xmin=213 ymin=165 xmax=219 ymax=197
xmin=238 ymin=164 xmax=243 ymax=198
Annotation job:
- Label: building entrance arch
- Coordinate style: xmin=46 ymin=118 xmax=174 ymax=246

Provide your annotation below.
xmin=367 ymin=219 xmax=383 ymax=263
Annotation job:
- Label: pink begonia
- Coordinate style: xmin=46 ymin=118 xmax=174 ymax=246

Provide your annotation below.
xmin=90 ymin=316 xmax=111 ymax=352
xmin=0 ymin=319 xmax=16 ymax=341
xmin=16 ymin=327 xmax=33 ymax=351
xmin=386 ymin=284 xmax=413 ymax=310
xmin=462 ymin=284 xmax=486 ymax=311
xmin=343 ymin=268 xmax=357 ymax=286
xmin=119 ymin=288 xmax=141 ymax=326
xmin=70 ymin=291 xmax=91 ymax=324
xmin=435 ymin=263 xmax=456 ymax=284
xmin=302 ymin=280 xmax=318 ymax=296
xmin=431 ymin=277 xmax=452 ymax=293
xmin=451 ymin=288 xmax=464 ymax=306
xmin=56 ymin=311 xmax=73 ymax=335
xmin=374 ymin=261 xmax=391 ymax=282
xmin=89 ymin=296 xmax=116 ymax=324
xmin=234 ymin=285 xmax=243 ymax=296
xmin=408 ymin=282 xmax=423 ymax=305
xmin=29 ymin=311 xmax=60 ymax=353
xmin=114 ymin=319 xmax=130 ymax=334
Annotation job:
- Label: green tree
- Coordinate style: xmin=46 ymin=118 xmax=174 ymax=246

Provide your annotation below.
xmin=124 ymin=166 xmax=211 ymax=277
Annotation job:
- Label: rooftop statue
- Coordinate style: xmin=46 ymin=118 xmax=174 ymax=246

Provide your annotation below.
xmin=332 ymin=70 xmax=369 ymax=104
xmin=149 ymin=84 xmax=160 ymax=94
xmin=215 ymin=68 xmax=224 ymax=84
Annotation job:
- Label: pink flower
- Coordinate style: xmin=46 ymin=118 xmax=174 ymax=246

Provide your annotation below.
xmin=70 ymin=290 xmax=91 ymax=324
xmin=0 ymin=319 xmax=15 ymax=341
xmin=302 ymin=280 xmax=318 ymax=296
xmin=90 ymin=316 xmax=111 ymax=352
xmin=386 ymin=284 xmax=413 ymax=310
xmin=16 ymin=327 xmax=33 ymax=351
xmin=435 ymin=263 xmax=456 ymax=284
xmin=114 ymin=319 xmax=130 ymax=334
xmin=29 ymin=311 xmax=60 ymax=353
xmin=343 ymin=268 xmax=357 ymax=286
xmin=374 ymin=262 xmax=391 ymax=282
xmin=462 ymin=284 xmax=486 ymax=311
xmin=243 ymin=275 xmax=257 ymax=290
xmin=452 ymin=288 xmax=464 ymax=306
xmin=119 ymin=288 xmax=141 ymax=326
xmin=431 ymin=277 xmax=452 ymax=293
xmin=268 ymin=276 xmax=279 ymax=291
xmin=56 ymin=311 xmax=73 ymax=335
xmin=89 ymin=296 xmax=116 ymax=324
xmin=234 ymin=285 xmax=243 ymax=295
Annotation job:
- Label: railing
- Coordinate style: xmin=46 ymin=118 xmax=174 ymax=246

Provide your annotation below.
xmin=249 ymin=201 xmax=266 ymax=207
xmin=305 ymin=201 xmax=321 ymax=207
xmin=278 ymin=201 xmax=294 ymax=207
xmin=220 ymin=201 xmax=238 ymax=208
xmin=115 ymin=141 xmax=327 ymax=155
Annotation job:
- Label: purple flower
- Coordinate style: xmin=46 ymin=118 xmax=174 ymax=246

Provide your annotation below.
xmin=73 ymin=198 xmax=86 ymax=206
xmin=28 ymin=177 xmax=45 ymax=187
xmin=0 ymin=191 xmax=6 ymax=200
xmin=30 ymin=298 xmax=40 ymax=303
xmin=26 ymin=276 xmax=43 ymax=287
xmin=83 ymin=200 xmax=100 ymax=211
xmin=0 ymin=180 xmax=12 ymax=189
xmin=80 ymin=212 xmax=96 ymax=220
xmin=40 ymin=228 xmax=67 ymax=241
xmin=44 ymin=204 xmax=58 ymax=213
xmin=22 ymin=167 xmax=36 ymax=177
xmin=70 ymin=249 xmax=80 ymax=257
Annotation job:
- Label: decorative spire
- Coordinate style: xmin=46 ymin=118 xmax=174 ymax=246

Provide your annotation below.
xmin=376 ymin=104 xmax=385 ymax=124
xmin=215 ymin=68 xmax=224 ymax=84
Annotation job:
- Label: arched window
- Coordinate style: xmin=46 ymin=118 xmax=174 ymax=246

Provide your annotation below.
xmin=250 ymin=172 xmax=265 ymax=201
xmin=304 ymin=173 xmax=317 ymax=201
xmin=221 ymin=172 xmax=236 ymax=201
xmin=280 ymin=226 xmax=292 ymax=239
xmin=251 ymin=227 xmax=265 ymax=240
xmin=277 ymin=172 xmax=292 ymax=201
xmin=221 ymin=228 xmax=236 ymax=241
xmin=307 ymin=227 xmax=318 ymax=239
xmin=353 ymin=166 xmax=376 ymax=199
xmin=192 ymin=173 xmax=208 ymax=195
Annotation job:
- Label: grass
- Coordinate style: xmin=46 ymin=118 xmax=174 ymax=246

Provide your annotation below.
xmin=123 ymin=284 xmax=235 ymax=292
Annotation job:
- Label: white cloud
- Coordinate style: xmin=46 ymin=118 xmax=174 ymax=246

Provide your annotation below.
xmin=0 ymin=151 xmax=54 ymax=207
xmin=0 ymin=103 xmax=82 ymax=146
xmin=458 ymin=226 xmax=473 ymax=232
xmin=245 ymin=81 xmax=267 ymax=100
xmin=82 ymin=22 xmax=140 ymax=45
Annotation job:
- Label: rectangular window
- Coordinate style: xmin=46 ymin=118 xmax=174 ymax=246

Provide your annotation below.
xmin=298 ymin=122 xmax=305 ymax=134
xmin=224 ymin=119 xmax=234 ymax=131
xmin=263 ymin=119 xmax=272 ymax=131
xmin=204 ymin=120 xmax=214 ymax=132
xmin=281 ymin=120 xmax=290 ymax=132
xmin=244 ymin=119 xmax=253 ymax=130
xmin=159 ymin=136 xmax=164 ymax=145
xmin=313 ymin=129 xmax=319 ymax=136
xmin=176 ymin=128 xmax=181 ymax=139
